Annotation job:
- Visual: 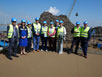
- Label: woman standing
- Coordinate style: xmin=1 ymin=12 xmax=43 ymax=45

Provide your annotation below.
xmin=19 ymin=19 xmax=28 ymax=55
xmin=48 ymin=22 xmax=56 ymax=51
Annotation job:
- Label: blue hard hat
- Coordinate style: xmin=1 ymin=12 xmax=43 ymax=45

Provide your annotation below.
xmin=56 ymin=20 xmax=59 ymax=22
xmin=59 ymin=20 xmax=64 ymax=23
xmin=35 ymin=17 xmax=39 ymax=21
xmin=76 ymin=21 xmax=80 ymax=25
xmin=50 ymin=22 xmax=54 ymax=24
xmin=11 ymin=18 xmax=17 ymax=22
xmin=21 ymin=19 xmax=26 ymax=23
xmin=27 ymin=21 xmax=31 ymax=25
xmin=83 ymin=21 xmax=88 ymax=24
xmin=43 ymin=21 xmax=47 ymax=24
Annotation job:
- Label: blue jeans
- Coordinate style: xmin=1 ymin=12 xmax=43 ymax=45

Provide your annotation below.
xmin=33 ymin=35 xmax=40 ymax=50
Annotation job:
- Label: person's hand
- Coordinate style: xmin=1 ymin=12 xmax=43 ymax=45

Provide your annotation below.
xmin=74 ymin=31 xmax=77 ymax=33
xmin=24 ymin=36 xmax=26 ymax=38
xmin=22 ymin=36 xmax=26 ymax=39
xmin=36 ymin=33 xmax=39 ymax=36
xmin=22 ymin=36 xmax=24 ymax=39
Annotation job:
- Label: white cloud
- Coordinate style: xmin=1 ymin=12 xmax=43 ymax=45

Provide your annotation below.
xmin=47 ymin=6 xmax=59 ymax=15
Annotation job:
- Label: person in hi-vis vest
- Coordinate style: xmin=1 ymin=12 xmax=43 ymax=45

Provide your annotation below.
xmin=57 ymin=20 xmax=66 ymax=54
xmin=81 ymin=21 xmax=91 ymax=58
xmin=7 ymin=18 xmax=19 ymax=60
xmin=69 ymin=21 xmax=81 ymax=54
xmin=26 ymin=21 xmax=32 ymax=52
xmin=48 ymin=22 xmax=56 ymax=51
xmin=41 ymin=21 xmax=48 ymax=51
xmin=55 ymin=20 xmax=60 ymax=52
xmin=32 ymin=17 xmax=41 ymax=52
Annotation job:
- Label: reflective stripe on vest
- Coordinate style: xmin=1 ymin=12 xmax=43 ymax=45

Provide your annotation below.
xmin=27 ymin=26 xmax=32 ymax=38
xmin=41 ymin=26 xmax=48 ymax=37
xmin=57 ymin=26 xmax=64 ymax=37
xmin=73 ymin=26 xmax=81 ymax=37
xmin=33 ymin=23 xmax=41 ymax=34
xmin=81 ymin=27 xmax=90 ymax=37
xmin=49 ymin=27 xmax=55 ymax=38
xmin=8 ymin=24 xmax=18 ymax=38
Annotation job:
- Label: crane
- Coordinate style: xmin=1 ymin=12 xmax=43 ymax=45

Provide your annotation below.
xmin=68 ymin=0 xmax=77 ymax=17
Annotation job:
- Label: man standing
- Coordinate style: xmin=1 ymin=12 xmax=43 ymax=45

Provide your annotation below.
xmin=81 ymin=21 xmax=91 ymax=58
xmin=57 ymin=20 xmax=66 ymax=54
xmin=26 ymin=21 xmax=32 ymax=52
xmin=55 ymin=20 xmax=60 ymax=52
xmin=69 ymin=21 xmax=81 ymax=54
xmin=7 ymin=18 xmax=19 ymax=60
xmin=32 ymin=17 xmax=41 ymax=52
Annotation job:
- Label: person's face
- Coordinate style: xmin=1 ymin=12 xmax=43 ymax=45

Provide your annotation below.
xmin=36 ymin=20 xmax=39 ymax=24
xmin=28 ymin=24 xmax=31 ymax=27
xmin=84 ymin=24 xmax=88 ymax=27
xmin=56 ymin=22 xmax=59 ymax=26
xmin=76 ymin=24 xmax=80 ymax=27
xmin=50 ymin=24 xmax=53 ymax=27
xmin=21 ymin=22 xmax=26 ymax=26
xmin=60 ymin=23 xmax=63 ymax=26
xmin=12 ymin=21 xmax=16 ymax=26
xmin=44 ymin=24 xmax=47 ymax=26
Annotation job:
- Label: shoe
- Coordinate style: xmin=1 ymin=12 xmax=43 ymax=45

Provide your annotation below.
xmin=20 ymin=52 xmax=23 ymax=55
xmin=45 ymin=50 xmax=48 ymax=52
xmin=41 ymin=49 xmax=43 ymax=51
xmin=74 ymin=52 xmax=78 ymax=55
xmin=33 ymin=50 xmax=35 ymax=52
xmin=23 ymin=52 xmax=27 ymax=55
xmin=84 ymin=56 xmax=87 ymax=59
xmin=13 ymin=55 xmax=19 ymax=58
xmin=59 ymin=52 xmax=63 ymax=55
xmin=37 ymin=50 xmax=40 ymax=52
xmin=7 ymin=56 xmax=13 ymax=60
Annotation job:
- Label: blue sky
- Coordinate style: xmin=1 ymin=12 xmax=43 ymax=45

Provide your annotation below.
xmin=0 ymin=0 xmax=102 ymax=27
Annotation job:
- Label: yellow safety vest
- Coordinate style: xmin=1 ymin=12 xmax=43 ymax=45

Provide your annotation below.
xmin=33 ymin=23 xmax=41 ymax=34
xmin=73 ymin=26 xmax=81 ymax=37
xmin=8 ymin=24 xmax=18 ymax=38
xmin=81 ymin=27 xmax=90 ymax=37
xmin=57 ymin=26 xmax=64 ymax=38
xmin=41 ymin=26 xmax=48 ymax=37
xmin=48 ymin=27 xmax=55 ymax=38
xmin=27 ymin=26 xmax=32 ymax=38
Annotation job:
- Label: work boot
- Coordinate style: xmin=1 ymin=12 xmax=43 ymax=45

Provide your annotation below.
xmin=12 ymin=54 xmax=19 ymax=58
xmin=84 ymin=55 xmax=87 ymax=59
xmin=7 ymin=56 xmax=13 ymax=60
xmin=37 ymin=50 xmax=40 ymax=52
xmin=33 ymin=50 xmax=35 ymax=52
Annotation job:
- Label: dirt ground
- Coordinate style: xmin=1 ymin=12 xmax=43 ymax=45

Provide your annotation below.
xmin=0 ymin=49 xmax=102 ymax=77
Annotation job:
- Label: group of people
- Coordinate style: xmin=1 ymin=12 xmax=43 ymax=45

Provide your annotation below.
xmin=69 ymin=21 xmax=91 ymax=58
xmin=7 ymin=17 xmax=66 ymax=60
xmin=7 ymin=17 xmax=91 ymax=60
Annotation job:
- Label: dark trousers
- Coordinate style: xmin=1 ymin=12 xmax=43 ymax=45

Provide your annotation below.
xmin=55 ymin=38 xmax=57 ymax=52
xmin=26 ymin=38 xmax=32 ymax=51
xmin=41 ymin=37 xmax=47 ymax=50
xmin=49 ymin=37 xmax=56 ymax=51
xmin=81 ymin=37 xmax=88 ymax=56
xmin=70 ymin=37 xmax=80 ymax=53
xmin=8 ymin=38 xmax=18 ymax=57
